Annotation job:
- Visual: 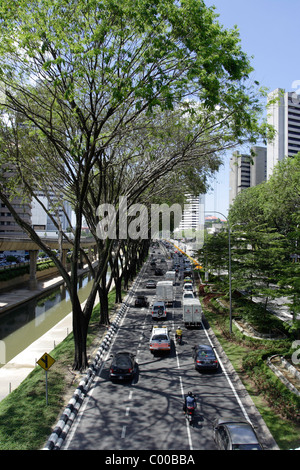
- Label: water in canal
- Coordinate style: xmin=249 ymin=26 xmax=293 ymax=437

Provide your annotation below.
xmin=0 ymin=273 xmax=95 ymax=367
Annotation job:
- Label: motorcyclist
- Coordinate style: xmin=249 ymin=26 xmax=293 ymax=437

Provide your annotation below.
xmin=183 ymin=392 xmax=197 ymax=413
xmin=175 ymin=326 xmax=183 ymax=344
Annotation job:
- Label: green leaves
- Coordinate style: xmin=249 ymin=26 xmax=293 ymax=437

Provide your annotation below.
xmin=228 ymin=154 xmax=300 ymax=319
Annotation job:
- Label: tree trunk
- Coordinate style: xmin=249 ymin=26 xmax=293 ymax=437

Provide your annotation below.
xmin=72 ymin=296 xmax=89 ymax=370
xmin=98 ymin=286 xmax=110 ymax=325
xmin=115 ymin=276 xmax=123 ymax=303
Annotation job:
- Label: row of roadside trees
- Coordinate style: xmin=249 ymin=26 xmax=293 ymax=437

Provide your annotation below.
xmin=0 ymin=0 xmax=273 ymax=369
xmin=198 ymin=153 xmax=300 ymax=331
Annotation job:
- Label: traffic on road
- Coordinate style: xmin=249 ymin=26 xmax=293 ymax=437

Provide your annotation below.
xmin=62 ymin=241 xmax=272 ymax=451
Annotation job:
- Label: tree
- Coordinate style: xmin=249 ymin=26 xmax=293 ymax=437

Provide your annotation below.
xmin=197 ymin=230 xmax=229 ymax=278
xmin=0 ymin=0 xmax=271 ymax=370
xmin=228 ymin=154 xmax=300 ymax=323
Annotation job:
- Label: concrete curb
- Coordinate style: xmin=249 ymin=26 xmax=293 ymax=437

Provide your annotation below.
xmin=267 ymin=356 xmax=300 ymax=397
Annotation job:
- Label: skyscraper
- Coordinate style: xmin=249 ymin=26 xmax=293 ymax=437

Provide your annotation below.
xmin=176 ymin=194 xmax=204 ymax=233
xmin=229 ymin=146 xmax=267 ymax=206
xmin=267 ymin=88 xmax=300 ymax=178
xmin=0 ymin=165 xmax=31 ymax=235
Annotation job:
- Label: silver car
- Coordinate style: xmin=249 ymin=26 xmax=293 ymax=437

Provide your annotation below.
xmin=213 ymin=418 xmax=263 ymax=450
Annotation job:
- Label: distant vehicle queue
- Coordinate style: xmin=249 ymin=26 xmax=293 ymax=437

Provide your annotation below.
xmin=108 ymin=240 xmax=265 ymax=450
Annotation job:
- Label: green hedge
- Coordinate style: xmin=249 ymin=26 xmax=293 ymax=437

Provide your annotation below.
xmin=0 ymin=260 xmax=56 ymax=282
xmin=242 ymin=350 xmax=300 ymax=423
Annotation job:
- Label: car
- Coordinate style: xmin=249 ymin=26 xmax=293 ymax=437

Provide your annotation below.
xmin=146 ymin=279 xmax=156 ymax=289
xmin=149 ymin=325 xmax=171 ymax=354
xmin=109 ymin=351 xmax=136 ymax=381
xmin=213 ymin=418 xmax=263 ymax=450
xmin=183 ymin=282 xmax=193 ymax=292
xmin=192 ymin=344 xmax=219 ymax=371
xmin=154 ymin=267 xmax=164 ymax=275
xmin=151 ymin=301 xmax=167 ymax=319
xmin=184 ymin=269 xmax=193 ymax=277
xmin=135 ymin=295 xmax=148 ymax=307
xmin=183 ymin=292 xmax=194 ymax=300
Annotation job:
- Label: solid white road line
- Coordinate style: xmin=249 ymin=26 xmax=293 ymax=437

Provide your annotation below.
xmin=178 ymin=374 xmax=193 ymax=451
xmin=201 ymin=320 xmax=251 ymax=423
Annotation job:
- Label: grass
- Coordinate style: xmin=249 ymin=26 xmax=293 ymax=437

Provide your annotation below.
xmin=0 ymin=287 xmax=120 ymax=450
xmin=0 ymin=343 xmax=72 ymax=449
xmin=1 ymin=277 xmax=299 ymax=450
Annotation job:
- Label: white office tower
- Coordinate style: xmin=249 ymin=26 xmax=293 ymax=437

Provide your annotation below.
xmin=229 ymin=146 xmax=267 ymax=206
xmin=173 ymin=194 xmax=204 ymax=251
xmin=267 ymin=88 xmax=300 ymax=179
xmin=177 ymin=194 xmax=203 ymax=232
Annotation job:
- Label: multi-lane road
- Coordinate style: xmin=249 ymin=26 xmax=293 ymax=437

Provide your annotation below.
xmin=62 ymin=244 xmax=278 ymax=452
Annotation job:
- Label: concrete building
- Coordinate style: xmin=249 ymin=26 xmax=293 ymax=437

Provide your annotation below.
xmin=0 ymin=196 xmax=32 ymax=235
xmin=229 ymin=146 xmax=267 ymax=206
xmin=31 ymin=192 xmax=73 ymax=237
xmin=267 ymin=88 xmax=300 ymax=178
xmin=176 ymin=194 xmax=204 ymax=235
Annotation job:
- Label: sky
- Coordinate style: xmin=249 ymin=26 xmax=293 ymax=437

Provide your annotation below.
xmin=203 ymin=0 xmax=300 ymax=218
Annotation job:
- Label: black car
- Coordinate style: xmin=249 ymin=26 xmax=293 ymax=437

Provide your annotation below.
xmin=109 ymin=352 xmax=136 ymax=381
xmin=213 ymin=418 xmax=263 ymax=450
xmin=134 ymin=295 xmax=148 ymax=307
xmin=146 ymin=279 xmax=156 ymax=288
xmin=154 ymin=267 xmax=164 ymax=275
xmin=192 ymin=344 xmax=219 ymax=371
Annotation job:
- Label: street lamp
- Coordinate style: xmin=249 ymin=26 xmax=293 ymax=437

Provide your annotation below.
xmin=204 ymin=211 xmax=232 ymax=334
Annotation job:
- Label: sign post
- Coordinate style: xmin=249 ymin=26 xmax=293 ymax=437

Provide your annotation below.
xmin=37 ymin=353 xmax=56 ymax=405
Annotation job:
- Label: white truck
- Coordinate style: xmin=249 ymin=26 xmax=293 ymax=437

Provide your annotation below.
xmin=165 ymin=270 xmax=176 ymax=285
xmin=155 ymin=280 xmax=174 ymax=306
xmin=182 ymin=298 xmax=202 ymax=327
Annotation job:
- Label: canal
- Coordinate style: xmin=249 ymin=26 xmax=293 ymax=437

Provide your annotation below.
xmin=0 ymin=273 xmax=95 ymax=367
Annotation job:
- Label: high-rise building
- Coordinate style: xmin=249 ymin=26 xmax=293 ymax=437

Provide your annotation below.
xmin=174 ymin=194 xmax=204 ymax=236
xmin=0 ymin=164 xmax=32 ymax=235
xmin=0 ymin=196 xmax=31 ymax=234
xmin=229 ymin=146 xmax=267 ymax=206
xmin=31 ymin=191 xmax=73 ymax=235
xmin=267 ymin=88 xmax=300 ymax=178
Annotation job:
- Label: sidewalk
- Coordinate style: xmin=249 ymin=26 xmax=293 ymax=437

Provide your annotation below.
xmin=0 ymin=270 xmax=90 ymax=403
xmin=0 ymin=311 xmax=73 ymax=402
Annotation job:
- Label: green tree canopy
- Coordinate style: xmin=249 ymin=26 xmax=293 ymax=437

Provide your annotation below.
xmin=0 ymin=0 xmax=272 ymax=369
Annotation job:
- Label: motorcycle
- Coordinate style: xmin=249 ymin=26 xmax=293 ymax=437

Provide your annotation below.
xmin=175 ymin=333 xmax=182 ymax=345
xmin=185 ymin=405 xmax=195 ymax=426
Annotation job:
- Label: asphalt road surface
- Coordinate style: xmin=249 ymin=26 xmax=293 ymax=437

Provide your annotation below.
xmin=62 ymin=245 xmax=278 ymax=452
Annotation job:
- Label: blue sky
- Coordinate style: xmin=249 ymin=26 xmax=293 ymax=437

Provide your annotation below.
xmin=203 ymin=0 xmax=300 ymax=218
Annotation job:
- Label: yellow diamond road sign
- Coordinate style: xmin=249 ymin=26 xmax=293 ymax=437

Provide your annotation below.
xmin=37 ymin=353 xmax=56 ymax=371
